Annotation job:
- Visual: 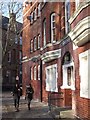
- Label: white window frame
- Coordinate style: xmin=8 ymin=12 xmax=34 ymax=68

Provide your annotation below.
xmin=46 ymin=64 xmax=58 ymax=92
xmin=51 ymin=13 xmax=56 ymax=43
xmin=34 ymin=66 xmax=36 ymax=80
xmin=43 ymin=19 xmax=46 ymax=47
xmin=65 ymin=0 xmax=70 ymax=34
xmin=38 ymin=34 xmax=40 ymax=49
xmin=61 ymin=62 xmax=75 ymax=90
xmin=34 ymin=37 xmax=37 ymax=51
xmin=38 ymin=65 xmax=40 ymax=80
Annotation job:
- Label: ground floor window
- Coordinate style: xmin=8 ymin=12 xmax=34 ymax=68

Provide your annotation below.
xmin=79 ymin=49 xmax=90 ymax=98
xmin=46 ymin=64 xmax=58 ymax=92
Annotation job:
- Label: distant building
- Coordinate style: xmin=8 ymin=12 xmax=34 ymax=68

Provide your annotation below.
xmin=2 ymin=16 xmax=22 ymax=91
xmin=22 ymin=1 xmax=90 ymax=119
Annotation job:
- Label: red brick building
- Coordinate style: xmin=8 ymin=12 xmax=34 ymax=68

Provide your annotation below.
xmin=22 ymin=1 xmax=90 ymax=119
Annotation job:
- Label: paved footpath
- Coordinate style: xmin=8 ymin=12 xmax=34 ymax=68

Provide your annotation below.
xmin=1 ymin=92 xmax=80 ymax=120
xmin=2 ymin=92 xmax=54 ymax=120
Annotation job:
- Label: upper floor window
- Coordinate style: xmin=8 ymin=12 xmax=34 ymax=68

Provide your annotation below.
xmin=19 ymin=36 xmax=22 ymax=45
xmin=37 ymin=34 xmax=40 ymax=49
xmin=34 ymin=66 xmax=36 ymax=80
xmin=37 ymin=4 xmax=41 ymax=17
xmin=65 ymin=0 xmax=70 ymax=34
xmin=31 ymin=67 xmax=33 ymax=80
xmin=30 ymin=39 xmax=33 ymax=52
xmin=12 ymin=49 xmax=16 ymax=62
xmin=19 ymin=50 xmax=22 ymax=61
xmin=30 ymin=12 xmax=33 ymax=24
xmin=15 ymin=36 xmax=18 ymax=44
xmin=38 ymin=65 xmax=40 ymax=80
xmin=34 ymin=37 xmax=37 ymax=51
xmin=8 ymin=51 xmax=11 ymax=62
xmin=34 ymin=8 xmax=37 ymax=21
xmin=75 ymin=0 xmax=80 ymax=10
xmin=43 ymin=19 xmax=46 ymax=47
xmin=51 ymin=13 xmax=56 ymax=43
xmin=30 ymin=67 xmax=32 ymax=80
xmin=43 ymin=0 xmax=47 ymax=3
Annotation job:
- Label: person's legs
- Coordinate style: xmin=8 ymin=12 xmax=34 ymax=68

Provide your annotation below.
xmin=15 ymin=97 xmax=19 ymax=111
xmin=17 ymin=96 xmax=20 ymax=108
xmin=14 ymin=99 xmax=16 ymax=108
xmin=27 ymin=99 xmax=31 ymax=110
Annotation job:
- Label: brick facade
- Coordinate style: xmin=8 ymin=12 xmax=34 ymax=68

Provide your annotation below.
xmin=22 ymin=1 xmax=90 ymax=119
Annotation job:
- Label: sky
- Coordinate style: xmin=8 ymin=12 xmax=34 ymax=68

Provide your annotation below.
xmin=0 ymin=0 xmax=24 ymax=23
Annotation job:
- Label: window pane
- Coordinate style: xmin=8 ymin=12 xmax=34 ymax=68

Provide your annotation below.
xmin=38 ymin=34 xmax=40 ymax=49
xmin=31 ymin=67 xmax=33 ymax=80
xmin=34 ymin=66 xmax=36 ymax=80
xmin=43 ymin=19 xmax=46 ymax=46
xmin=46 ymin=64 xmax=58 ymax=92
xmin=30 ymin=39 xmax=33 ymax=52
xmin=34 ymin=37 xmax=37 ymax=51
xmin=67 ymin=67 xmax=71 ymax=86
xmin=38 ymin=65 xmax=40 ymax=80
xmin=51 ymin=13 xmax=56 ymax=42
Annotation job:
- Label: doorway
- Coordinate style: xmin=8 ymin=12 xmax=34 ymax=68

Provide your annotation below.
xmin=61 ymin=52 xmax=75 ymax=107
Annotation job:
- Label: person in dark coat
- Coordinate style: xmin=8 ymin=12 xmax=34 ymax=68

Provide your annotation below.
xmin=13 ymin=83 xmax=20 ymax=111
xmin=26 ymin=83 xmax=34 ymax=110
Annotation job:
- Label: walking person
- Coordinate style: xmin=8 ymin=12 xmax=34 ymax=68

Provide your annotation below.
xmin=12 ymin=83 xmax=20 ymax=112
xmin=26 ymin=83 xmax=34 ymax=110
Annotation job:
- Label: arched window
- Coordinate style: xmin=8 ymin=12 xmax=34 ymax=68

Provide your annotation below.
xmin=63 ymin=52 xmax=71 ymax=64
